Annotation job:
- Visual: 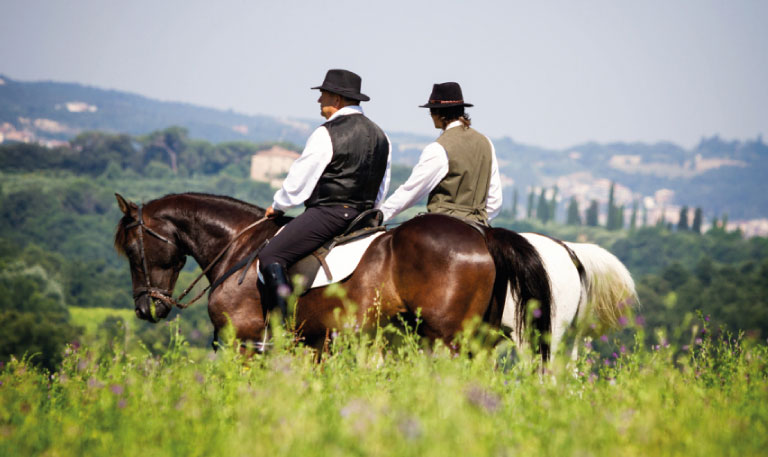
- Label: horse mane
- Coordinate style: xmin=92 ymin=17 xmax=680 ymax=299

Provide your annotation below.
xmin=114 ymin=192 xmax=266 ymax=257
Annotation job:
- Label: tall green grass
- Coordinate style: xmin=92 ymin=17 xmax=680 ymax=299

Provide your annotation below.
xmin=1 ymin=316 xmax=767 ymax=457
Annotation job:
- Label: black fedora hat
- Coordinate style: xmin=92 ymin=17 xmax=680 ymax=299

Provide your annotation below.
xmin=311 ymin=69 xmax=370 ymax=102
xmin=419 ymin=82 xmax=473 ymax=109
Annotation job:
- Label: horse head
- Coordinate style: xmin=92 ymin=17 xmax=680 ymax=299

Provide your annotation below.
xmin=114 ymin=193 xmax=186 ymax=323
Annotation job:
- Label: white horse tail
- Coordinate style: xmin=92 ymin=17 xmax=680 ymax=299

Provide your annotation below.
xmin=565 ymin=242 xmax=638 ymax=329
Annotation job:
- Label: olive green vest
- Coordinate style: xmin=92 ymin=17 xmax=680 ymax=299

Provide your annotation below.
xmin=427 ymin=126 xmax=493 ymax=224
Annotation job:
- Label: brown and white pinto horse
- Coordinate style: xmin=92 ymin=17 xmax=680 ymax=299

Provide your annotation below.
xmin=114 ymin=192 xmax=636 ymax=359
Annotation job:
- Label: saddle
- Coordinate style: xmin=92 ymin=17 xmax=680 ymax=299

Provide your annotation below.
xmin=288 ymin=209 xmax=386 ymax=293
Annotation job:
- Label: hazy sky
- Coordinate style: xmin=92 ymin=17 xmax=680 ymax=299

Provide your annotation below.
xmin=2 ymin=0 xmax=766 ymax=149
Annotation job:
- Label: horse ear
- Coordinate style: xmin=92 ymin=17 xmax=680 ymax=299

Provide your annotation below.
xmin=115 ymin=193 xmax=136 ymax=215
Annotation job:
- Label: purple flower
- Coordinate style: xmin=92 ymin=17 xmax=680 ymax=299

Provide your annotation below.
xmin=705 ymin=315 xmax=710 ymax=322
xmin=584 ymin=341 xmax=593 ymax=350
xmin=612 ymin=352 xmax=619 ymax=359
xmin=695 ymin=338 xmax=703 ymax=345
xmin=682 ymin=345 xmax=690 ymax=351
xmin=618 ymin=316 xmax=628 ymax=327
xmin=465 ymin=385 xmax=501 ymax=413
xmin=118 ymin=399 xmax=126 ymax=409
xmin=620 ymin=345 xmax=627 ymax=354
xmin=277 ymin=284 xmax=291 ymax=297
xmin=600 ymin=335 xmax=609 ymax=343
xmin=701 ymin=328 xmax=707 ymax=334
xmin=110 ymin=384 xmax=124 ymax=395
xmin=0 ymin=361 xmax=4 ymax=369
xmin=635 ymin=316 xmax=646 ymax=327
xmin=532 ymin=308 xmax=542 ymax=319
xmin=604 ymin=359 xmax=610 ymax=366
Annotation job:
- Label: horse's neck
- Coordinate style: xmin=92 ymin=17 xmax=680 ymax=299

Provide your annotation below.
xmin=165 ymin=199 xmax=258 ymax=277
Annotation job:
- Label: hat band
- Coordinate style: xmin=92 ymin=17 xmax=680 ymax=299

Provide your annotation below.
xmin=429 ymin=99 xmax=464 ymax=104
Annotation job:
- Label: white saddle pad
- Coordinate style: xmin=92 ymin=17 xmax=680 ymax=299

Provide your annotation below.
xmin=309 ymin=231 xmax=386 ymax=289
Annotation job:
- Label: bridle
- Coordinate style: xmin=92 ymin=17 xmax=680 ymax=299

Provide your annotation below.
xmin=125 ymin=204 xmax=269 ymax=313
xmin=124 ymin=205 xmax=181 ymax=309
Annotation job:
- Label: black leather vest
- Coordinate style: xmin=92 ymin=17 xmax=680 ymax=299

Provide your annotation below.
xmin=305 ymin=113 xmax=389 ymax=210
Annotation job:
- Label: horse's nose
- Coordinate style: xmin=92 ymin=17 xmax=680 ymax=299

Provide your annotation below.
xmin=135 ymin=296 xmax=154 ymax=322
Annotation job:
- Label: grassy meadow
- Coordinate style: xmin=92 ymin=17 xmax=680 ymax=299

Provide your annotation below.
xmin=1 ymin=314 xmax=767 ymax=457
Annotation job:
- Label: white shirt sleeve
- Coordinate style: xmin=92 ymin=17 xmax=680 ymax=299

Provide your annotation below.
xmin=379 ymin=142 xmax=449 ymax=222
xmin=486 ymin=136 xmax=503 ymax=221
xmin=271 ymin=126 xmax=333 ymax=211
xmin=374 ymin=134 xmax=393 ymax=207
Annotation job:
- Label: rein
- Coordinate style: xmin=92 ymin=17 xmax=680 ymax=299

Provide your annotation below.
xmin=127 ymin=204 xmax=269 ymax=310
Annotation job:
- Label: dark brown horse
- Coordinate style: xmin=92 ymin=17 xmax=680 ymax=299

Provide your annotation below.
xmin=114 ymin=192 xmax=636 ymax=358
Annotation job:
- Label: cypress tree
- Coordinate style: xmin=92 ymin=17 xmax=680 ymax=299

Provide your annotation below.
xmin=692 ymin=207 xmax=703 ymax=233
xmin=550 ymin=186 xmax=559 ymax=222
xmin=606 ymin=181 xmax=616 ymax=229
xmin=586 ymin=200 xmax=599 ymax=227
xmin=566 ymin=196 xmax=581 ymax=225
xmin=537 ymin=188 xmax=549 ymax=223
xmin=629 ymin=200 xmax=638 ymax=230
xmin=677 ymin=206 xmax=689 ymax=231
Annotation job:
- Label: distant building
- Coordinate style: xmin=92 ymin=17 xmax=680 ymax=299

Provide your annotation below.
xmin=250 ymin=146 xmax=300 ymax=188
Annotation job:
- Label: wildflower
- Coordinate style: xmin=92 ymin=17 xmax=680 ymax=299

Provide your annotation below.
xmin=612 ymin=352 xmax=619 ymax=359
xmin=118 ymin=399 xmax=126 ymax=409
xmin=584 ymin=341 xmax=593 ymax=350
xmin=465 ymin=385 xmax=501 ymax=413
xmin=277 ymin=284 xmax=291 ymax=297
xmin=110 ymin=384 xmax=124 ymax=395
xmin=705 ymin=315 xmax=710 ymax=322
xmin=604 ymin=359 xmax=610 ymax=366
xmin=634 ymin=315 xmax=646 ymax=327
xmin=397 ymin=415 xmax=423 ymax=441
xmin=695 ymin=338 xmax=703 ymax=345
xmin=532 ymin=308 xmax=542 ymax=319
xmin=618 ymin=316 xmax=628 ymax=327
xmin=682 ymin=345 xmax=690 ymax=351
xmin=701 ymin=328 xmax=707 ymax=335
xmin=586 ymin=358 xmax=594 ymax=365
xmin=87 ymin=378 xmax=104 ymax=389
xmin=600 ymin=335 xmax=609 ymax=343
xmin=620 ymin=345 xmax=627 ymax=354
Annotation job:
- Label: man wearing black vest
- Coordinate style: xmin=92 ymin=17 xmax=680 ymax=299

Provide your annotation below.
xmin=259 ymin=69 xmax=391 ymax=318
xmin=380 ymin=82 xmax=502 ymax=225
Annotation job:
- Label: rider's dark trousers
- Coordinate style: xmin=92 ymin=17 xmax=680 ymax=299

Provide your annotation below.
xmin=258 ymin=205 xmax=360 ymax=271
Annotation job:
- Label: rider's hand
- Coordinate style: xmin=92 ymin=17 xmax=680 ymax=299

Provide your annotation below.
xmin=265 ymin=206 xmax=283 ymax=219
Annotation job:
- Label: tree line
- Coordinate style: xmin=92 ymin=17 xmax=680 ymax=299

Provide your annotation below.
xmin=501 ymin=181 xmax=723 ymax=234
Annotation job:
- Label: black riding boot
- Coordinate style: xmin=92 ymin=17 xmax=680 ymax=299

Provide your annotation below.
xmin=263 ymin=262 xmax=291 ymax=323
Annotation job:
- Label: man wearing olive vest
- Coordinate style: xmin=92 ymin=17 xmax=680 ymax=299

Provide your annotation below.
xmin=259 ymin=69 xmax=391 ymax=319
xmin=380 ymin=82 xmax=502 ymax=225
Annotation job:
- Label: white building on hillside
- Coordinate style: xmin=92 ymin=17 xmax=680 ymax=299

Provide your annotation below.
xmin=250 ymin=146 xmax=300 ymax=188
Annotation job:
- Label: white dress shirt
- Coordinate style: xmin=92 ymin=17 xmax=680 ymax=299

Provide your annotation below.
xmin=272 ymin=106 xmax=392 ymax=212
xmin=380 ymin=121 xmax=502 ymax=222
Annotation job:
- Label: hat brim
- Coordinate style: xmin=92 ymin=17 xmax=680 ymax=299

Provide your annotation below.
xmin=419 ymin=102 xmax=473 ymax=109
xmin=312 ymin=85 xmax=370 ymax=102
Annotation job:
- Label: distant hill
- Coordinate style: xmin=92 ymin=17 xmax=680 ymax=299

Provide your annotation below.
xmin=0 ymin=74 xmax=313 ymax=145
xmin=2 ymin=74 xmax=766 ymax=222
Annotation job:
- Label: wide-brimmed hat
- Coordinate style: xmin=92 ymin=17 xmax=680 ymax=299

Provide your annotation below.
xmin=311 ymin=69 xmax=370 ymax=102
xmin=419 ymin=82 xmax=473 ymax=109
